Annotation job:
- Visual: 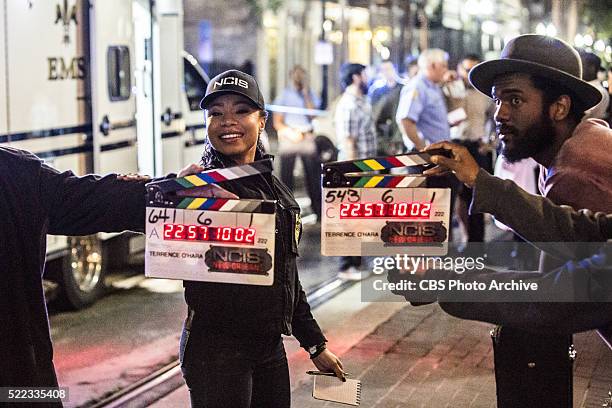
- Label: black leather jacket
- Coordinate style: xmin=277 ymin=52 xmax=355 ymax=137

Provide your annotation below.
xmin=184 ymin=147 xmax=326 ymax=349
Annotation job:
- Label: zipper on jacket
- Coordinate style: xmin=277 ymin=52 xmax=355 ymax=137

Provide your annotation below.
xmin=257 ymin=172 xmax=292 ymax=333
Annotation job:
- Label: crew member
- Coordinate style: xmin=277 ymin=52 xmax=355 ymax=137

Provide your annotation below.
xmin=0 ymin=147 xmax=150 ymax=405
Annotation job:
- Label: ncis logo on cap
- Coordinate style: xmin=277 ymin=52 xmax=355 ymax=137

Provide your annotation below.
xmin=213 ymin=76 xmax=249 ymax=90
xmin=200 ymin=69 xmax=265 ymax=110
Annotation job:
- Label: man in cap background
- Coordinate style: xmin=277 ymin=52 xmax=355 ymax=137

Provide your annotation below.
xmin=467 ymin=34 xmax=612 ymax=407
xmin=333 ymin=63 xmax=377 ymax=280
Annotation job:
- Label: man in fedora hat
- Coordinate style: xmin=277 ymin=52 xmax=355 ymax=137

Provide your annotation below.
xmin=458 ymin=34 xmax=611 ymax=407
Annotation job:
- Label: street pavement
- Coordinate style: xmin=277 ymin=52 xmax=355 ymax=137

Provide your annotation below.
xmin=49 ymin=219 xmax=611 ymax=407
xmin=153 ymin=277 xmax=612 ymax=408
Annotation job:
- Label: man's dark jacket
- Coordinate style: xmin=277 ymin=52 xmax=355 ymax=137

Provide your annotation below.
xmin=396 ymin=170 xmax=612 ymax=342
xmin=0 ymin=147 xmax=147 ymax=387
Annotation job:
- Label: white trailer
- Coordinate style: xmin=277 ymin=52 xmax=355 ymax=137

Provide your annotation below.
xmin=0 ymin=0 xmax=210 ymax=308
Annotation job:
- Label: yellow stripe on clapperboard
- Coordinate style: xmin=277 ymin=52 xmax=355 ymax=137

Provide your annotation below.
xmin=363 ymin=159 xmax=385 ymax=170
xmin=187 ymin=198 xmax=207 ymax=209
xmin=364 ymin=176 xmax=384 ymax=187
xmin=185 ymin=175 xmax=207 ymax=187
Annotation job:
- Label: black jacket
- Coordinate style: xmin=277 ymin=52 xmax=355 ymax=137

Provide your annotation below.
xmin=0 ymin=147 xmax=147 ymax=387
xmin=184 ymin=147 xmax=326 ymax=349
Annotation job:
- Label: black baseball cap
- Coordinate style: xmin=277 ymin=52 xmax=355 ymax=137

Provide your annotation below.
xmin=199 ymin=69 xmax=265 ymax=110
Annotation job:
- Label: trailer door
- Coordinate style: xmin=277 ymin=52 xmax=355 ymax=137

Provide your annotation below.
xmin=157 ymin=0 xmax=185 ymax=174
xmin=89 ymin=0 xmax=138 ymax=174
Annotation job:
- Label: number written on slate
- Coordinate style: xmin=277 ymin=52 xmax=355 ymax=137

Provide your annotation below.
xmin=148 ymin=208 xmax=176 ymax=224
xmin=324 ymin=189 xmax=360 ymax=203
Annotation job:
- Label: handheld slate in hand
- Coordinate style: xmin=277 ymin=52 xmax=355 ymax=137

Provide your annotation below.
xmin=144 ymin=159 xmax=277 ymax=285
xmin=321 ymin=151 xmax=451 ymax=257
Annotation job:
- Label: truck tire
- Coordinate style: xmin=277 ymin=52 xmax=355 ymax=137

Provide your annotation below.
xmin=58 ymin=236 xmax=107 ymax=310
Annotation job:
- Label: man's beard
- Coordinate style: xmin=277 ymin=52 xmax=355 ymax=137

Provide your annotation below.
xmin=497 ymin=111 xmax=555 ymax=163
xmin=359 ymin=81 xmax=368 ymax=95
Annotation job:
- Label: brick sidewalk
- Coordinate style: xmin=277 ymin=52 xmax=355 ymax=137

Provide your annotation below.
xmin=291 ymin=305 xmax=611 ymax=408
xmin=153 ymin=302 xmax=611 ymax=408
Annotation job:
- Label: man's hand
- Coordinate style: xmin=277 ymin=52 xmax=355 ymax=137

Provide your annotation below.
xmin=278 ymin=126 xmax=304 ymax=143
xmin=312 ymin=349 xmax=346 ymax=382
xmin=422 ymin=142 xmax=480 ymax=188
xmin=400 ymin=119 xmax=426 ymax=151
xmin=117 ymin=173 xmax=151 ymax=182
xmin=178 ymin=163 xmax=205 ymax=178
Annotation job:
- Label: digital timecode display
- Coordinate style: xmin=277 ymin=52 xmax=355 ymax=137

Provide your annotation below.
xmin=339 ymin=202 xmax=431 ymax=219
xmin=163 ymin=224 xmax=256 ymax=244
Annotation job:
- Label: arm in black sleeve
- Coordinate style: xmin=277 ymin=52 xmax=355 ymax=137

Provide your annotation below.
xmin=291 ymin=277 xmax=327 ymax=349
xmin=471 ymin=169 xmax=612 ymax=259
xmin=40 ymin=164 xmax=147 ymax=236
xmin=435 ymin=245 xmax=612 ymax=334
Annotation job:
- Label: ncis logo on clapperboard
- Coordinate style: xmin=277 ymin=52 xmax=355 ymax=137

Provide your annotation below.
xmin=381 ymin=221 xmax=447 ymax=244
xmin=321 ymin=152 xmax=451 ymax=256
xmin=205 ymin=246 xmax=272 ymax=275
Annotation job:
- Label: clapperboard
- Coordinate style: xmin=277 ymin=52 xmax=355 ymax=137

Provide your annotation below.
xmin=145 ymin=159 xmax=276 ymax=285
xmin=321 ymin=151 xmax=451 ymax=256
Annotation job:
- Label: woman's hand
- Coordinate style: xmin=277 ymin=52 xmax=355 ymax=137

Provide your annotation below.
xmin=311 ymin=349 xmax=346 ymax=381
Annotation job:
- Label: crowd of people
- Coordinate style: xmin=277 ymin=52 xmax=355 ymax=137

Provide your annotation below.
xmin=1 ymin=33 xmax=611 ymax=408
xmin=272 ymin=37 xmax=610 ymax=265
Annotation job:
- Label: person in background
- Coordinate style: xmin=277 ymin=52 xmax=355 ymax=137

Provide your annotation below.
xmin=369 ymin=61 xmax=405 ymax=156
xmin=396 ymin=48 xmax=451 ymax=151
xmin=401 ymin=54 xmax=419 ymax=80
xmin=580 ymin=51 xmax=610 ymax=121
xmin=333 ymin=63 xmax=377 ymax=280
xmin=180 ymin=70 xmax=344 ymax=408
xmin=368 ymin=61 xmax=400 ymax=106
xmin=395 ymin=48 xmax=459 ymax=239
xmin=443 ymin=54 xmax=495 ymax=243
xmin=273 ymin=65 xmax=322 ymax=220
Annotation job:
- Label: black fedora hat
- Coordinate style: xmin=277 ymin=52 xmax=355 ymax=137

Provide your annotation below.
xmin=469 ymin=34 xmax=602 ymax=112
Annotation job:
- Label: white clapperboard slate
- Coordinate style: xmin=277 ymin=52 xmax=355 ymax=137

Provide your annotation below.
xmin=321 ymin=150 xmax=452 ymax=257
xmin=145 ymin=159 xmax=277 ymax=285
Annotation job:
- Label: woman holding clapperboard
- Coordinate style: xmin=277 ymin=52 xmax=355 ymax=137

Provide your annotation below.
xmin=176 ymin=70 xmax=344 ymax=407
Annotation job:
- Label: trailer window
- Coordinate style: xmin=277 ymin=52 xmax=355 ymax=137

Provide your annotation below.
xmin=184 ymin=60 xmax=208 ymax=111
xmin=107 ymin=46 xmax=131 ymax=101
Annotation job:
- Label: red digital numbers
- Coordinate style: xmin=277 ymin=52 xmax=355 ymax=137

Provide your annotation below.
xmin=163 ymin=224 xmax=256 ymax=244
xmin=339 ymin=202 xmax=431 ymax=219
